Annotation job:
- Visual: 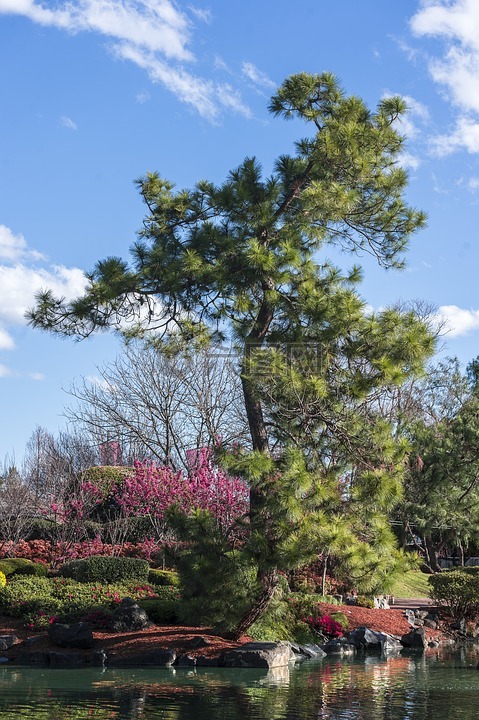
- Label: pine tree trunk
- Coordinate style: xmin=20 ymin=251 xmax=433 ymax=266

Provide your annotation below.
xmin=226 ymin=568 xmax=278 ymax=640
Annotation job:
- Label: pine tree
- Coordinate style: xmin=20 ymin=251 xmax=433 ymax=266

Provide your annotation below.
xmin=29 ymin=73 xmax=435 ymax=636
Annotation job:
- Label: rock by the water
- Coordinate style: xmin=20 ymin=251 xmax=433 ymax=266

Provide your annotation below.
xmin=400 ymin=627 xmax=426 ymax=650
xmin=15 ymin=651 xmax=50 ymax=666
xmin=49 ymin=651 xmax=85 ymax=668
xmin=176 ymin=654 xmax=196 ymax=667
xmin=223 ymin=642 xmax=293 ymax=668
xmin=111 ymin=597 xmax=151 ymax=632
xmin=321 ymin=638 xmax=356 ymax=656
xmin=290 ymin=643 xmax=327 ymax=661
xmin=109 ymin=649 xmax=176 ymax=667
xmin=48 ymin=622 xmax=94 ymax=649
xmin=91 ymin=649 xmax=108 ymax=667
xmin=0 ymin=636 xmax=18 ymax=651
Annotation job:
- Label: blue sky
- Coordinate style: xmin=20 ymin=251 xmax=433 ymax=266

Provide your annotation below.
xmin=1 ymin=0 xmax=479 ymax=462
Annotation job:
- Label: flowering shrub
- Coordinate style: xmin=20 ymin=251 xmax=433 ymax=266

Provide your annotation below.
xmin=0 ymin=571 xmax=6 ymax=588
xmin=304 ymin=613 xmax=343 ymax=637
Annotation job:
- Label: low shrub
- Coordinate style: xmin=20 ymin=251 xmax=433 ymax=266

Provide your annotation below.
xmin=356 ymin=595 xmax=375 ymax=609
xmin=0 ymin=557 xmax=48 ymax=578
xmin=0 ymin=574 xmax=160 ymax=629
xmin=58 ymin=555 xmax=149 ymax=584
xmin=139 ymin=587 xmax=181 ymax=624
xmin=148 ymin=569 xmax=180 ymax=587
xmin=304 ymin=613 xmax=343 ymax=638
xmin=0 ymin=571 xmax=6 ymax=588
xmin=428 ymin=569 xmax=479 ymax=619
xmin=329 ymin=611 xmax=350 ymax=632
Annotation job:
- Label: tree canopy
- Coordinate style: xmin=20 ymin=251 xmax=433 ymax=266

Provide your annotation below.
xmin=28 ymin=72 xmax=435 ymax=636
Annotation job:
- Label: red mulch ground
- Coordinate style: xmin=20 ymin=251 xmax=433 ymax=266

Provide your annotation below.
xmin=0 ymin=602 xmax=443 ymax=662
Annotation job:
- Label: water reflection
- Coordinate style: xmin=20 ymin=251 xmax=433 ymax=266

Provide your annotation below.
xmin=1 ymin=647 xmax=479 ymax=719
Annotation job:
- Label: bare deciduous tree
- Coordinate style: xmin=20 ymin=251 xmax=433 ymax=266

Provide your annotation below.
xmin=64 ymin=341 xmax=249 ymax=469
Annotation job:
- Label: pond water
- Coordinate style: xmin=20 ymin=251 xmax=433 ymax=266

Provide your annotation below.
xmin=1 ymin=646 xmax=479 ymax=719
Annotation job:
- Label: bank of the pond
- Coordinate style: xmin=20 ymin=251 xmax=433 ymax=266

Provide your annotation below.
xmin=0 ymin=601 xmax=445 ymax=667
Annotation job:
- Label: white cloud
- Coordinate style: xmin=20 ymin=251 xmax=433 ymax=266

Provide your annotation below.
xmin=0 ymin=327 xmax=14 ymax=350
xmin=241 ymin=61 xmax=276 ymax=89
xmin=60 ymin=115 xmax=78 ymax=130
xmin=411 ymin=1 xmax=479 ymax=154
xmin=188 ymin=5 xmax=212 ymax=24
xmin=430 ymin=116 xmax=479 ymax=155
xmin=468 ymin=177 xmax=479 ymax=190
xmin=0 ymin=364 xmax=12 ymax=378
xmin=114 ymin=42 xmax=251 ymax=121
xmin=436 ymin=304 xmax=479 ymax=336
xmin=0 ymin=0 xmax=251 ymax=121
xmin=29 ymin=372 xmax=45 ymax=381
xmin=135 ymin=89 xmax=150 ymax=103
xmin=0 ymin=225 xmax=44 ymax=262
xmin=0 ymin=263 xmax=86 ymax=327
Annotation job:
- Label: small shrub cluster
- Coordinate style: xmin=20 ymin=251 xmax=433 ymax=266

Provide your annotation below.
xmin=58 ymin=556 xmax=150 ymax=584
xmin=148 ymin=569 xmax=180 ymax=587
xmin=0 ymin=557 xmax=48 ymax=578
xmin=304 ymin=613 xmax=344 ymax=638
xmin=429 ymin=569 xmax=479 ymax=619
xmin=139 ymin=587 xmax=181 ymax=624
xmin=0 ymin=575 xmax=161 ymax=630
xmin=0 ymin=571 xmax=6 ymax=588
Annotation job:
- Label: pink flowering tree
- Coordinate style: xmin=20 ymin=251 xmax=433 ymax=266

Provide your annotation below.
xmin=114 ymin=451 xmax=248 ymax=540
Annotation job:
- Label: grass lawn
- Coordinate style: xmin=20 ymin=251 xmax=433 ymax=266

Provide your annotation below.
xmin=389 ymin=570 xmax=431 ymax=598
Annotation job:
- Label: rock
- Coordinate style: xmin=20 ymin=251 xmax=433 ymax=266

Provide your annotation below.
xmin=451 ymin=618 xmax=466 ymax=632
xmin=111 ymin=597 xmax=151 ymax=632
xmin=91 ymin=649 xmax=108 ymax=667
xmin=423 ymin=619 xmax=438 ymax=630
xmin=176 ymin=654 xmax=196 ymax=667
xmin=0 ymin=635 xmax=18 ymax=651
xmin=49 ymin=652 xmax=85 ymax=668
xmin=184 ymin=636 xmax=211 ymax=649
xmin=109 ymin=649 xmax=176 ymax=667
xmin=15 ymin=651 xmax=50 ymax=666
xmin=48 ymin=622 xmax=94 ymax=649
xmin=347 ymin=627 xmax=401 ymax=655
xmin=290 ymin=643 xmax=327 ymax=660
xmin=374 ymin=596 xmax=390 ymax=610
xmin=400 ymin=627 xmax=426 ymax=650
xmin=321 ymin=638 xmax=356 ymax=656
xmin=404 ymin=609 xmax=416 ymax=626
xmin=196 ymin=655 xmax=220 ymax=667
xmin=223 ymin=642 xmax=293 ymax=668
xmin=23 ymin=634 xmax=48 ymax=647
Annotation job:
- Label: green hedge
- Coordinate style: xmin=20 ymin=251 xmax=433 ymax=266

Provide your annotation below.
xmin=0 ymin=558 xmax=48 ymax=578
xmin=139 ymin=587 xmax=181 ymax=624
xmin=148 ymin=569 xmax=180 ymax=587
xmin=428 ymin=569 xmax=479 ymax=619
xmin=58 ymin=555 xmax=149 ymax=584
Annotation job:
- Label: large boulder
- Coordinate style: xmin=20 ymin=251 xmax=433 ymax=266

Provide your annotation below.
xmin=348 ymin=627 xmax=402 ymax=655
xmin=0 ymin=636 xmax=19 ymax=651
xmin=48 ymin=622 xmax=94 ymax=649
xmin=108 ymin=649 xmax=176 ymax=667
xmin=223 ymin=642 xmax=293 ymax=668
xmin=111 ymin=597 xmax=151 ymax=632
xmin=400 ymin=627 xmax=426 ymax=650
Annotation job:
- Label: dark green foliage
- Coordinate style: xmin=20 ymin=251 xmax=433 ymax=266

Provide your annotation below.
xmin=147 ymin=568 xmax=180 ymax=587
xmin=0 ymin=575 xmax=157 ymax=628
xmin=0 ymin=557 xmax=48 ymax=577
xmin=28 ymin=72 xmax=435 ymax=636
xmin=58 ymin=555 xmax=149 ymax=584
xmin=170 ymin=509 xmax=257 ymax=632
xmin=139 ymin=587 xmax=181 ymax=624
xmin=355 ymin=596 xmax=375 ymax=609
xmin=330 ymin=611 xmax=350 ymax=631
xmin=428 ymin=569 xmax=479 ymax=619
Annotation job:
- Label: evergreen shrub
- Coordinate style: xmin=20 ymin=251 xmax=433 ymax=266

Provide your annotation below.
xmin=148 ymin=569 xmax=180 ymax=587
xmin=0 ymin=571 xmax=5 ymax=588
xmin=0 ymin=557 xmax=48 ymax=577
xmin=58 ymin=555 xmax=149 ymax=584
xmin=429 ymin=569 xmax=479 ymax=619
xmin=139 ymin=587 xmax=181 ymax=624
